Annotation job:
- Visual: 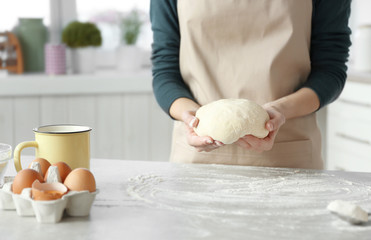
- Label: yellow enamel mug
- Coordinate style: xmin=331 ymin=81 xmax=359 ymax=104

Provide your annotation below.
xmin=14 ymin=125 xmax=92 ymax=172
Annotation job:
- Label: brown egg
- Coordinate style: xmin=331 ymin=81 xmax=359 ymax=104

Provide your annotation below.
xmin=31 ymin=180 xmax=68 ymax=201
xmin=12 ymin=169 xmax=44 ymax=194
xmin=64 ymin=168 xmax=96 ymax=192
xmin=44 ymin=162 xmax=72 ymax=182
xmin=28 ymin=158 xmax=51 ymax=177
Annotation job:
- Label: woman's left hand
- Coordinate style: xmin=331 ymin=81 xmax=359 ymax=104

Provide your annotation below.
xmin=236 ymin=104 xmax=286 ymax=153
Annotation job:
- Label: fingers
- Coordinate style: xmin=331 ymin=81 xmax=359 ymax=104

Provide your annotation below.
xmin=265 ymin=117 xmax=283 ymax=132
xmin=189 ymin=117 xmax=198 ymax=128
xmin=264 ymin=106 xmax=286 ymax=132
xmin=190 ymin=134 xmax=223 ymax=152
xmin=188 ymin=133 xmax=225 ymax=152
xmin=195 ymin=144 xmax=220 ymax=152
xmin=215 ymin=141 xmax=224 ymax=147
xmin=183 ymin=117 xmax=225 ymax=152
xmin=181 ymin=111 xmax=199 ymax=128
xmin=240 ymin=135 xmax=273 ymax=152
xmin=266 ymin=121 xmax=274 ymax=132
xmin=237 ymin=127 xmax=280 ymax=153
xmin=187 ymin=129 xmax=214 ymax=146
xmin=236 ymin=138 xmax=252 ymax=150
xmin=182 ymin=103 xmax=286 ymax=153
xmin=181 ymin=110 xmax=226 ymax=152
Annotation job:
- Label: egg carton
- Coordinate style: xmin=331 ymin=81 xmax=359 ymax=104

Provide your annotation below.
xmin=0 ymin=182 xmax=98 ymax=223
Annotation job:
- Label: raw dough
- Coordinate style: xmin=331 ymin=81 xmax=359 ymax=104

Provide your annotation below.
xmin=327 ymin=200 xmax=368 ymax=224
xmin=194 ymin=99 xmax=269 ymax=144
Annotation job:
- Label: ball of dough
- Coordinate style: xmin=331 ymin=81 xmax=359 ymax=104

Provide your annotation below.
xmin=194 ymin=99 xmax=269 ymax=144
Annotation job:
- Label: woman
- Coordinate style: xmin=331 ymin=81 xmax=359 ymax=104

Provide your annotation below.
xmin=150 ymin=0 xmax=351 ymax=169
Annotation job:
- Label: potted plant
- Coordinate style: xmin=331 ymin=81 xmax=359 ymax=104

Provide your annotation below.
xmin=62 ymin=21 xmax=102 ymax=74
xmin=118 ymin=10 xmax=143 ymax=71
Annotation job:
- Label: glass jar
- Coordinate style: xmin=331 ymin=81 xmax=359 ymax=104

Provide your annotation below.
xmin=0 ymin=143 xmax=12 ymax=185
xmin=13 ymin=18 xmax=48 ymax=72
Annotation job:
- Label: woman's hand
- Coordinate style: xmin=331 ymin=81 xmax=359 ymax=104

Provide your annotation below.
xmin=236 ymin=104 xmax=286 ymax=153
xmin=182 ymin=111 xmax=224 ymax=152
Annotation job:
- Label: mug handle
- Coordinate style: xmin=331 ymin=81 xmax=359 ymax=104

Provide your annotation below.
xmin=13 ymin=141 xmax=38 ymax=172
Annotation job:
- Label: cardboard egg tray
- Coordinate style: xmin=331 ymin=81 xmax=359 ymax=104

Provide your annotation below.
xmin=0 ymin=182 xmax=98 ymax=223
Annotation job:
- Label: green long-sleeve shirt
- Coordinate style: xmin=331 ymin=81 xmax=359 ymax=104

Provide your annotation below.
xmin=151 ymin=0 xmax=352 ymax=115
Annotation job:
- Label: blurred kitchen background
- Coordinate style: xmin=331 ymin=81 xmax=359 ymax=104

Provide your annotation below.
xmin=0 ymin=0 xmax=370 ymax=172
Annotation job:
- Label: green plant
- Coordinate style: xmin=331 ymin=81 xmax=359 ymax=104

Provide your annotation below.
xmin=122 ymin=10 xmax=143 ymax=45
xmin=62 ymin=21 xmax=102 ymax=48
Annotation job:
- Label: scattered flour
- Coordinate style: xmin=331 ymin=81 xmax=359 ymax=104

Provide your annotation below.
xmin=126 ymin=165 xmax=371 ymax=221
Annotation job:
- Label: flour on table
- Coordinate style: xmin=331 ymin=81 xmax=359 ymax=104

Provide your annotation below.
xmin=126 ymin=165 xmax=371 ymax=220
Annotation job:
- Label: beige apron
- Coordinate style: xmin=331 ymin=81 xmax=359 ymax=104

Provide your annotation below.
xmin=170 ymin=0 xmax=323 ymax=169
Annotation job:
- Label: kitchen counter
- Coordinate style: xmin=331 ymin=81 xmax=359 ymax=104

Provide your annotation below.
xmin=0 ymin=68 xmax=368 ymax=97
xmin=2 ymin=158 xmax=371 ymax=240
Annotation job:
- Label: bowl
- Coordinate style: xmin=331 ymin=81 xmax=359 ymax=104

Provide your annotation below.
xmin=0 ymin=143 xmax=12 ymax=184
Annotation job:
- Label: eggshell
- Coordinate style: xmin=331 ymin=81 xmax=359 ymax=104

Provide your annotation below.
xmin=12 ymin=169 xmax=44 ymax=194
xmin=31 ymin=180 xmax=68 ymax=201
xmin=64 ymin=168 xmax=96 ymax=192
xmin=28 ymin=158 xmax=51 ymax=177
xmin=45 ymin=162 xmax=71 ymax=182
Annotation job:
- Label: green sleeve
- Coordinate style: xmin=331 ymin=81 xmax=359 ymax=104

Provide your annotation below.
xmin=303 ymin=0 xmax=352 ymax=108
xmin=150 ymin=0 xmax=195 ymax=116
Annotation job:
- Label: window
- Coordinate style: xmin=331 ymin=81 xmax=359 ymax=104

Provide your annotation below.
xmin=1 ymin=0 xmax=152 ymax=72
xmin=1 ymin=0 xmax=151 ymax=50
xmin=0 ymin=0 xmax=50 ymax=32
xmin=76 ymin=0 xmax=151 ymax=50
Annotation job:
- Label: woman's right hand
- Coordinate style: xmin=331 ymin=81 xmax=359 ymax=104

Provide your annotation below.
xmin=182 ymin=111 xmax=224 ymax=152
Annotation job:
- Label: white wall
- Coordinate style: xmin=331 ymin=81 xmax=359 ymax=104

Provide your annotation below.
xmin=350 ymin=0 xmax=371 ymax=62
xmin=352 ymin=0 xmax=371 ymax=27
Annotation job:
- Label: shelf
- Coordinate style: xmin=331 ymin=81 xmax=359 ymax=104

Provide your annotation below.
xmin=0 ymin=69 xmax=152 ymax=97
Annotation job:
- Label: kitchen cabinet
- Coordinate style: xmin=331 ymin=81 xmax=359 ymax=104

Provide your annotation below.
xmin=327 ymin=70 xmax=371 ymax=172
xmin=0 ymin=71 xmax=173 ymax=162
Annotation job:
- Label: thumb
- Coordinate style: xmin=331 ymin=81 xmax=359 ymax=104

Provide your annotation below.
xmin=265 ymin=109 xmax=285 ymax=132
xmin=265 ymin=120 xmax=276 ymax=132
xmin=182 ymin=111 xmax=199 ymax=128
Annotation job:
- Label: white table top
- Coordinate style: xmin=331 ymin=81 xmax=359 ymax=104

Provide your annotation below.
xmin=2 ymin=157 xmax=371 ymax=240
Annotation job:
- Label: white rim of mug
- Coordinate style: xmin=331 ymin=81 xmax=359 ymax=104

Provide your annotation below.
xmin=33 ymin=124 xmax=92 ymax=134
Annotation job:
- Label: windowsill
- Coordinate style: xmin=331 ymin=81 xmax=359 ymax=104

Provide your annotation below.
xmin=0 ymin=69 xmax=152 ymax=97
